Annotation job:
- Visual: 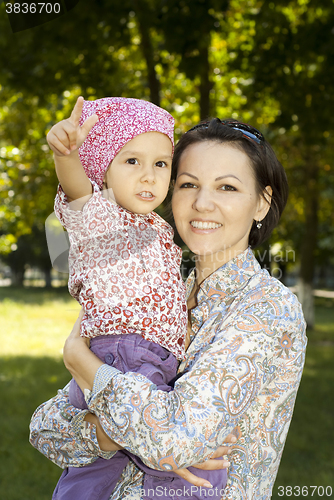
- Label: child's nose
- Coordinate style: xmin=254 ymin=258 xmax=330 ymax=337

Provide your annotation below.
xmin=140 ymin=165 xmax=156 ymax=184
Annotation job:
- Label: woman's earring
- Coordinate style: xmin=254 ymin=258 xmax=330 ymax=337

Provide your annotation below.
xmin=256 ymin=221 xmax=262 ymax=229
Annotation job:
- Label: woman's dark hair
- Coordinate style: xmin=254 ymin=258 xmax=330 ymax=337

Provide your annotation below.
xmin=171 ymin=118 xmax=288 ymax=248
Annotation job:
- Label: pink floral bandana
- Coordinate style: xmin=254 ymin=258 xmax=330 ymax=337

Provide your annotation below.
xmin=78 ymin=97 xmax=175 ymax=188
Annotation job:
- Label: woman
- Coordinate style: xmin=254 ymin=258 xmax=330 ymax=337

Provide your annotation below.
xmin=30 ymin=118 xmax=307 ymax=500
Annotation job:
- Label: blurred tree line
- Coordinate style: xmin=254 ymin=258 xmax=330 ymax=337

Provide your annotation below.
xmin=0 ymin=0 xmax=334 ymax=327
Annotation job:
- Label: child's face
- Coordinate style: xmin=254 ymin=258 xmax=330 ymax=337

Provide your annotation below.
xmin=104 ymin=132 xmax=173 ymax=214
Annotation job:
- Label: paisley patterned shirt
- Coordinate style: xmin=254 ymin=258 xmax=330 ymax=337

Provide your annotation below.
xmin=54 ymin=182 xmax=187 ymax=359
xmin=30 ymin=248 xmax=307 ymax=500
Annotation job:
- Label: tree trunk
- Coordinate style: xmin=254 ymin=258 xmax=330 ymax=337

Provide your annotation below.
xmin=134 ymin=0 xmax=161 ymax=106
xmin=298 ymin=161 xmax=318 ymax=329
xmin=297 ymin=278 xmax=314 ymax=328
xmin=11 ymin=269 xmax=24 ymax=287
xmin=44 ymin=267 xmax=52 ymax=288
xmin=199 ymin=37 xmax=212 ymax=120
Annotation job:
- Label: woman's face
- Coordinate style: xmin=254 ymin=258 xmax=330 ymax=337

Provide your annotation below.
xmin=172 ymin=141 xmax=270 ymax=265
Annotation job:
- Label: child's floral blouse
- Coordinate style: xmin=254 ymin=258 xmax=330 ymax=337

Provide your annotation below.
xmin=30 ymin=248 xmax=307 ymax=500
xmin=54 ymin=181 xmax=187 ymax=360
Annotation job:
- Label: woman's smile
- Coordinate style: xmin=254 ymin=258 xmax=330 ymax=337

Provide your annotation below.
xmin=172 ymin=141 xmax=270 ymax=278
xmin=190 ymin=219 xmax=223 ymax=232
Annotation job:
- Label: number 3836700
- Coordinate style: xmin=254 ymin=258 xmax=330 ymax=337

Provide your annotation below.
xmin=278 ymin=486 xmax=333 ymax=497
xmin=6 ymin=3 xmax=61 ymax=14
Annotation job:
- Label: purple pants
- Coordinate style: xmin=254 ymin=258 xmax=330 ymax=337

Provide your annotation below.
xmin=53 ymin=334 xmax=227 ymax=500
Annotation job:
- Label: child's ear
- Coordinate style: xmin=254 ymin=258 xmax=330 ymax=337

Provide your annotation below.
xmin=102 ymin=163 xmax=112 ymax=189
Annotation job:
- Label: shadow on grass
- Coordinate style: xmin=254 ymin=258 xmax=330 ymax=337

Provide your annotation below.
xmin=0 ymin=356 xmax=70 ymax=500
xmin=0 ymin=286 xmax=72 ymax=305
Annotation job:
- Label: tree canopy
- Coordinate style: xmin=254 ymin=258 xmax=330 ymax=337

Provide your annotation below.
xmin=0 ymin=0 xmax=333 ymax=325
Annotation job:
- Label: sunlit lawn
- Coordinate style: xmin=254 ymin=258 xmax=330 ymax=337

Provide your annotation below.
xmin=0 ymin=287 xmax=333 ymax=499
xmin=0 ymin=287 xmax=79 ymax=500
xmin=0 ymin=286 xmax=81 ymax=357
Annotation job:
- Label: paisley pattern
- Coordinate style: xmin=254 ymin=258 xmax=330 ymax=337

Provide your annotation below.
xmin=54 ymin=182 xmax=187 ymax=360
xmin=29 ymin=248 xmax=307 ymax=500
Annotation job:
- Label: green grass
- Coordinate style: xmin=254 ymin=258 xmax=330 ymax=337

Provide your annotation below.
xmin=0 ymin=357 xmax=70 ymax=500
xmin=0 ymin=287 xmax=80 ymax=499
xmin=0 ymin=287 xmax=81 ymax=357
xmin=0 ymin=288 xmax=333 ymax=499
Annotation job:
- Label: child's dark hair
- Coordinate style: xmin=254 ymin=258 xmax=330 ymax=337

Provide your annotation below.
xmin=171 ymin=118 xmax=288 ymax=248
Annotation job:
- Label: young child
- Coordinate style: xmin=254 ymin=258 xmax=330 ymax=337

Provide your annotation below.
xmin=47 ymin=96 xmax=227 ymax=500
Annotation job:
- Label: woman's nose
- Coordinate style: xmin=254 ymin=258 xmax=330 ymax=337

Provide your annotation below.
xmin=140 ymin=165 xmax=156 ymax=184
xmin=192 ymin=188 xmax=215 ymax=212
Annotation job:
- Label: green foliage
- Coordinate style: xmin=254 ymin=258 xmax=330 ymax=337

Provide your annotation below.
xmin=0 ymin=0 xmax=133 ymax=100
xmin=238 ymin=0 xmax=334 ymax=136
xmin=159 ymin=0 xmax=229 ymax=78
xmin=0 ymin=0 xmax=333 ymax=294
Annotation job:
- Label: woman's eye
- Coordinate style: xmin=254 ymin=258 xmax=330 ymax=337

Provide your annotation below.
xmin=180 ymin=182 xmax=197 ymax=189
xmin=155 ymin=161 xmax=168 ymax=168
xmin=126 ymin=158 xmax=139 ymax=165
xmin=220 ymin=185 xmax=236 ymax=191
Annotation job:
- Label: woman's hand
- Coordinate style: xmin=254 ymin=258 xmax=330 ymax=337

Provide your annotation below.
xmin=65 ymin=307 xmax=89 ymax=345
xmin=63 ymin=308 xmax=103 ymax=393
xmin=174 ymin=433 xmax=237 ymax=488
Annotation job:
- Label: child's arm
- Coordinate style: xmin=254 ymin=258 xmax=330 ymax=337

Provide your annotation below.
xmin=47 ymin=96 xmax=98 ymax=202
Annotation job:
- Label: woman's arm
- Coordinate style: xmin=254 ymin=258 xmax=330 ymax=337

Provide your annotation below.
xmin=29 ymin=385 xmax=116 ymax=469
xmin=30 ymin=313 xmax=234 ymax=485
xmin=29 ymin=381 xmax=234 ymax=488
xmin=62 ymin=309 xmax=104 ymax=392
xmin=64 ymin=296 xmax=306 ymax=472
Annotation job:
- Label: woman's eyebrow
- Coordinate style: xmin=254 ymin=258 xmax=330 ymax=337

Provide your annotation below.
xmin=177 ymin=172 xmax=198 ymax=179
xmin=177 ymin=172 xmax=242 ymax=183
xmin=215 ymin=174 xmax=242 ymax=183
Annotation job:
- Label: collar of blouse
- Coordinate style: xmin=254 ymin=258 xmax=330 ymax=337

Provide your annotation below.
xmin=186 ymin=247 xmax=260 ymax=302
xmin=185 ymin=247 xmax=263 ymax=336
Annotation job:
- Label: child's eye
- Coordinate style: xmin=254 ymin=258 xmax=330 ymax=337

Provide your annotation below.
xmin=220 ymin=185 xmax=236 ymax=191
xmin=155 ymin=161 xmax=168 ymax=168
xmin=126 ymin=158 xmax=139 ymax=165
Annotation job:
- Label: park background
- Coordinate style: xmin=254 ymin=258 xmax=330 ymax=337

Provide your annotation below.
xmin=0 ymin=0 xmax=333 ymax=498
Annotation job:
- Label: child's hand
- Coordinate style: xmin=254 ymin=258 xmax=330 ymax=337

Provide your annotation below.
xmin=47 ymin=96 xmax=98 ymax=156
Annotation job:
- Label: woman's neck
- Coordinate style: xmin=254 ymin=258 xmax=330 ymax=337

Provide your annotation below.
xmin=194 ymin=247 xmax=248 ymax=286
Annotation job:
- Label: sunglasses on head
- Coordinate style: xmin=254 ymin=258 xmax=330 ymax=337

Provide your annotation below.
xmin=187 ymin=119 xmax=264 ymax=145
